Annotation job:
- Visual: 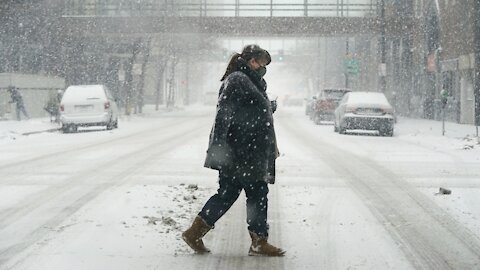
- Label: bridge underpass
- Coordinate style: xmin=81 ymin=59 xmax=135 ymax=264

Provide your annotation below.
xmin=60 ymin=16 xmax=381 ymax=36
xmin=59 ymin=1 xmax=409 ymax=36
xmin=56 ymin=1 xmax=408 ymax=110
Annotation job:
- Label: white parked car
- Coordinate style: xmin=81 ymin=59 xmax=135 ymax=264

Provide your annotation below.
xmin=334 ymin=91 xmax=395 ymax=136
xmin=60 ymin=85 xmax=119 ymax=133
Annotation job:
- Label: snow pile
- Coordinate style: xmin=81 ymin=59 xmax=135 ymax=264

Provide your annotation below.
xmin=0 ymin=118 xmax=59 ymax=144
xmin=150 ymin=183 xmax=209 ymax=255
xmin=120 ymin=183 xmax=210 ymax=255
xmin=459 ymin=135 xmax=480 ymax=150
xmin=395 ymin=117 xmax=480 ymax=151
xmin=0 ymin=130 xmax=18 ymax=142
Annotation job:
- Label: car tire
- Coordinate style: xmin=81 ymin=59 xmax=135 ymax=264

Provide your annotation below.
xmin=339 ymin=125 xmax=346 ymax=135
xmin=61 ymin=125 xmax=69 ymax=133
xmin=380 ymin=126 xmax=394 ymax=137
xmin=114 ymin=119 xmax=118 ymax=129
xmin=64 ymin=124 xmax=77 ymax=133
xmin=315 ymin=113 xmax=325 ymax=125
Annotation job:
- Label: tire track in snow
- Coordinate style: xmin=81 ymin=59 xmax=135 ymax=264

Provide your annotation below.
xmin=0 ymin=117 xmax=211 ymax=268
xmin=0 ymin=116 xmax=207 ymax=173
xmin=280 ymin=116 xmax=480 ymax=270
xmin=279 ymin=110 xmax=477 ymax=180
xmin=0 ymin=118 xmax=206 ymax=230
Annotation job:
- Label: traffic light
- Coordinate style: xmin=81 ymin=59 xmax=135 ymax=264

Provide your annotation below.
xmin=277 ymin=50 xmax=284 ymax=61
xmin=440 ymin=89 xmax=448 ymax=108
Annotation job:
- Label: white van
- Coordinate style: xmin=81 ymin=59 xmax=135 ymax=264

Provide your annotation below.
xmin=60 ymin=85 xmax=119 ymax=133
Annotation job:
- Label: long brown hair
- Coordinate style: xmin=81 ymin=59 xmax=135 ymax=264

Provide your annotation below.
xmin=220 ymin=44 xmax=271 ymax=81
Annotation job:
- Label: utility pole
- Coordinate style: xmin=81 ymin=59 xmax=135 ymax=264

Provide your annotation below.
xmin=379 ymin=0 xmax=387 ymax=93
xmin=345 ymin=38 xmax=350 ymax=89
xmin=316 ymin=37 xmax=321 ymax=92
xmin=324 ymin=38 xmax=328 ymax=85
xmin=404 ymin=0 xmax=414 ymax=115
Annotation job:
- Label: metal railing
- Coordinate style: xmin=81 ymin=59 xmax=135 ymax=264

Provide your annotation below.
xmin=63 ymin=0 xmax=378 ymax=18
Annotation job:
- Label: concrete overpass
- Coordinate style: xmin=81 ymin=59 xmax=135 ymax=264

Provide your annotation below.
xmin=59 ymin=1 xmax=410 ymax=37
xmin=60 ymin=16 xmax=384 ymax=37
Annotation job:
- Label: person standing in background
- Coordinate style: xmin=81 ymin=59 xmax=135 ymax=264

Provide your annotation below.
xmin=7 ymin=86 xmax=29 ymax=121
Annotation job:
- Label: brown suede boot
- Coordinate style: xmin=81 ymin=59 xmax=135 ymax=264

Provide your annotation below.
xmin=248 ymin=231 xmax=286 ymax=257
xmin=182 ymin=216 xmax=212 ymax=254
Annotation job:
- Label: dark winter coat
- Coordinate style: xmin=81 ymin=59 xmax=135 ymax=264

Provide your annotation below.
xmin=8 ymin=88 xmax=25 ymax=108
xmin=204 ymin=58 xmax=278 ymax=183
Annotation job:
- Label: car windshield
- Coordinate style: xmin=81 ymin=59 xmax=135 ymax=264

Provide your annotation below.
xmin=324 ymin=89 xmax=350 ymax=99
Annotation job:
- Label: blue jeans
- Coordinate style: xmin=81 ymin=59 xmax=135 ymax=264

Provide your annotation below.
xmin=198 ymin=169 xmax=270 ymax=238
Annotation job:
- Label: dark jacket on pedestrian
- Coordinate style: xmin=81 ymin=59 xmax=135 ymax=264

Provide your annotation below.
xmin=204 ymin=57 xmax=278 ymax=183
xmin=8 ymin=87 xmax=25 ymax=107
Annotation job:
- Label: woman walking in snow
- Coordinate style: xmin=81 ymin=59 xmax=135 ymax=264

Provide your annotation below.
xmin=182 ymin=44 xmax=284 ymax=256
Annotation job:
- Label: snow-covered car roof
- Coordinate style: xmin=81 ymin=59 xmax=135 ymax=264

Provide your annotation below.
xmin=63 ymin=85 xmax=106 ymax=101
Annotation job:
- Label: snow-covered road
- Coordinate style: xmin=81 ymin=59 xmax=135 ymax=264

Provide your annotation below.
xmin=1 ymin=107 xmax=480 ymax=270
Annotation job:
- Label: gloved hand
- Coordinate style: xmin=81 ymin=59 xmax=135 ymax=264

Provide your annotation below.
xmin=270 ymin=100 xmax=277 ymax=113
xmin=264 ymin=174 xmax=275 ymax=184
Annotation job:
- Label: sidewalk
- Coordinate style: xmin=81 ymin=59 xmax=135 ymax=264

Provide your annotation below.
xmin=0 ymin=104 xmax=190 ymax=143
xmin=397 ymin=116 xmax=478 ymax=137
xmin=0 ymin=118 xmax=60 ymax=141
xmin=395 ymin=116 xmax=480 ymax=150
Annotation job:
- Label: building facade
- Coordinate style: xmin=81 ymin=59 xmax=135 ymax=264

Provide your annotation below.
xmin=384 ymin=0 xmax=478 ymax=124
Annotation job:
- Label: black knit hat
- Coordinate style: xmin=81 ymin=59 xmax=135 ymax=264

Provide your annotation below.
xmin=241 ymin=44 xmax=271 ymax=65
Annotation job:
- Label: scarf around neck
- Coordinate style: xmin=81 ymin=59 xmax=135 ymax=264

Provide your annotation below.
xmin=236 ymin=57 xmax=267 ymax=92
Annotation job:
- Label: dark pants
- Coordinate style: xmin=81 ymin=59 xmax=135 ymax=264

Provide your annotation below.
xmin=16 ymin=105 xmax=29 ymax=120
xmin=198 ymin=169 xmax=270 ymax=238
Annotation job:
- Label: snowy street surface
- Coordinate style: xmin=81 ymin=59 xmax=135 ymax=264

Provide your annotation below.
xmin=1 ymin=106 xmax=480 ymax=270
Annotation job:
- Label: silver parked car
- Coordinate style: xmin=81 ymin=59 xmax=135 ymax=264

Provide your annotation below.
xmin=334 ymin=91 xmax=395 ymax=136
xmin=60 ymin=85 xmax=119 ymax=133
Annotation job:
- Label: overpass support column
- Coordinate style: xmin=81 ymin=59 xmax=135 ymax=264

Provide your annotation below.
xmin=475 ymin=0 xmax=480 ymax=128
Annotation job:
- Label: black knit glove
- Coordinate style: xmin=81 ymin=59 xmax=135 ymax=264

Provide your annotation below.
xmin=270 ymin=100 xmax=277 ymax=113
